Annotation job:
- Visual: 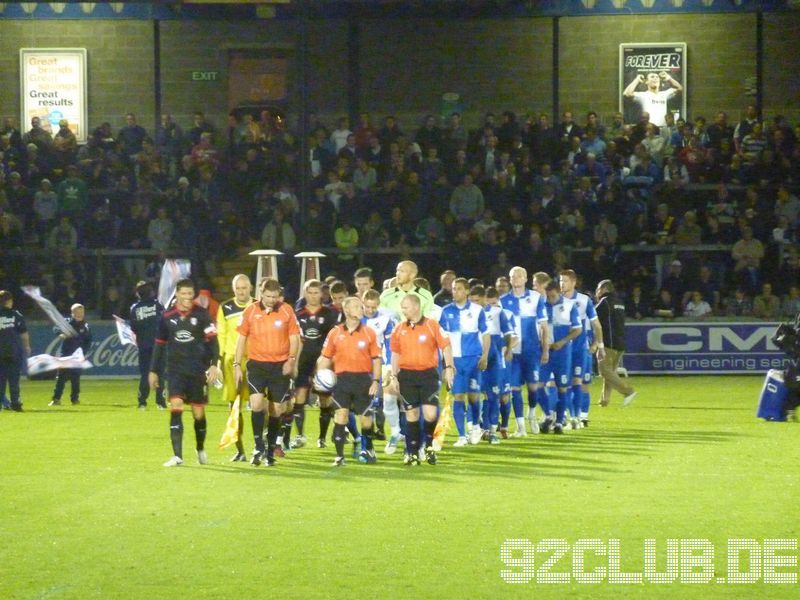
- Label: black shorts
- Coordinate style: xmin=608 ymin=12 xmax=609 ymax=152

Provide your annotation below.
xmin=167 ymin=372 xmax=208 ymax=404
xmin=294 ymin=351 xmax=319 ymax=388
xmin=397 ymin=368 xmax=440 ymax=408
xmin=247 ymin=360 xmax=292 ymax=403
xmin=332 ymin=372 xmax=372 ymax=414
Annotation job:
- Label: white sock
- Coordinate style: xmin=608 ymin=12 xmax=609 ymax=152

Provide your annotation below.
xmin=516 ymin=417 xmax=526 ymax=431
xmin=383 ymin=394 xmax=400 ymax=435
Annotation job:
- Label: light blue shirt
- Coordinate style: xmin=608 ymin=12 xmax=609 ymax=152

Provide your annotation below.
xmin=500 ymin=289 xmax=547 ymax=356
xmin=439 ymin=300 xmax=487 ymax=358
xmin=545 ymin=295 xmax=581 ymax=353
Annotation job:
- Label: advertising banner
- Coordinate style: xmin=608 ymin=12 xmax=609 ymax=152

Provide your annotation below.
xmin=619 ymin=43 xmax=686 ymax=127
xmin=624 ymin=321 xmax=789 ymax=374
xmin=28 ymin=321 xmax=139 ymax=378
xmin=20 ymin=48 xmax=88 ymax=143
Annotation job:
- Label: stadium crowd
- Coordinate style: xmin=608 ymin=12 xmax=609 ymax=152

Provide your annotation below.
xmin=0 ymin=104 xmax=798 ymax=320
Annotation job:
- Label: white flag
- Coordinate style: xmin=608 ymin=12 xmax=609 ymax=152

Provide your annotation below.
xmin=22 ymin=285 xmax=78 ymax=337
xmin=158 ymin=259 xmax=192 ymax=309
xmin=27 ymin=347 xmax=93 ymax=376
xmin=113 ymin=315 xmax=137 ymax=346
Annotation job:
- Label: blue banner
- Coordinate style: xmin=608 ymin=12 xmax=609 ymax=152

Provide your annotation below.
xmin=28 ymin=321 xmax=139 ymax=378
xmin=624 ymin=321 xmax=792 ymax=374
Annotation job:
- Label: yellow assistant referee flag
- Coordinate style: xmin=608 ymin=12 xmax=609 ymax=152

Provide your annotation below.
xmin=218 ymin=398 xmax=240 ymax=449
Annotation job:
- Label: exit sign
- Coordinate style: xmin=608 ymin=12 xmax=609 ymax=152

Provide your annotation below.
xmin=191 ymin=71 xmax=218 ymax=81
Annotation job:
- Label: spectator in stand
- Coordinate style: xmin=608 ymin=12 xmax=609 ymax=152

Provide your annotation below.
xmin=473 ymin=209 xmax=500 ymax=242
xmin=581 ymin=127 xmax=606 ymax=159
xmin=147 ymin=207 xmax=174 ymax=252
xmin=260 ymin=206 xmax=296 ymax=252
xmin=449 ymin=174 xmax=484 ymax=224
xmin=57 ymin=165 xmax=89 ymax=220
xmin=707 ymin=111 xmax=734 ymax=153
xmin=117 ymin=113 xmax=147 ymax=161
xmin=118 ymin=204 xmax=150 ymax=280
xmin=625 ymin=284 xmax=651 ymax=320
xmin=679 ymin=135 xmax=714 ymax=182
xmin=724 ymin=287 xmax=753 ymax=317
xmin=646 ymin=203 xmax=677 ymax=245
xmin=188 ymin=111 xmax=214 ymax=148
xmin=774 ymin=185 xmax=800 ymax=229
xmin=53 ymin=119 xmax=78 ymax=168
xmin=641 ymin=123 xmax=667 ymax=168
xmin=674 ymin=210 xmax=703 ymax=247
xmin=653 ymin=288 xmax=679 ymax=318
xmin=329 ymin=117 xmax=351 ymax=154
xmin=352 ymin=157 xmax=377 ymax=195
xmin=415 ymin=210 xmax=446 ymax=246
xmin=155 ymin=113 xmax=184 ymax=178
xmin=415 ymin=115 xmax=442 ymax=155
xmin=593 ymin=213 xmax=618 ymax=247
xmin=753 ymin=282 xmax=780 ymax=320
xmin=781 ymin=285 xmax=800 ymax=319
xmin=334 ymin=219 xmax=359 ymax=273
xmin=733 ymin=105 xmax=759 ymax=152
xmin=662 ymin=260 xmax=689 ymax=306
xmin=47 ymin=216 xmax=78 ymax=252
xmin=684 ymin=290 xmax=712 ymax=320
xmin=378 ymin=115 xmax=403 ymax=148
xmin=353 ymin=112 xmax=376 ymax=153
xmin=338 ymin=134 xmax=359 ymax=164
xmin=731 ymin=225 xmax=764 ymax=293
xmin=22 ymin=116 xmax=53 ymax=153
xmin=361 ymin=211 xmax=389 ymax=248
xmin=0 ymin=210 xmax=24 ymax=250
xmin=690 ymin=265 xmax=722 ymax=314
xmin=33 ymin=178 xmax=58 ymax=244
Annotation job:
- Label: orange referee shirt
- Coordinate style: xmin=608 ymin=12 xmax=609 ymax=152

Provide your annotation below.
xmin=237 ymin=301 xmax=300 ymax=362
xmin=389 ymin=317 xmax=450 ymax=371
xmin=321 ymin=323 xmax=381 ymax=374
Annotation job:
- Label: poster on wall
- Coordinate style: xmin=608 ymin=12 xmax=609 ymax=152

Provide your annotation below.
xmin=619 ymin=43 xmax=686 ymax=128
xmin=20 ymin=48 xmax=88 ymax=143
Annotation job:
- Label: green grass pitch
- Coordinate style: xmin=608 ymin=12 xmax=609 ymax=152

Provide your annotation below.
xmin=1 ymin=375 xmax=797 ymax=599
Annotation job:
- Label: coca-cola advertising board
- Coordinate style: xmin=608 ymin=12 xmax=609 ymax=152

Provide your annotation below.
xmin=28 ymin=321 xmax=139 ymax=377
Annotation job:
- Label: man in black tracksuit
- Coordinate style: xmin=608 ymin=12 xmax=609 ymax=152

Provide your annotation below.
xmin=594 ymin=279 xmax=636 ymax=407
xmin=130 ymin=281 xmax=165 ymax=409
xmin=0 ymin=290 xmax=31 ymax=412
xmin=49 ymin=303 xmax=92 ymax=406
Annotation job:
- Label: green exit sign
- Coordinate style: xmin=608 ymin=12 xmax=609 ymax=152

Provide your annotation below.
xmin=191 ymin=71 xmax=218 ymax=81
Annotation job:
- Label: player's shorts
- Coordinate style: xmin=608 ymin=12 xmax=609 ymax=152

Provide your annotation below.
xmin=571 ymin=343 xmax=589 ymax=381
xmin=167 ymin=372 xmax=208 ymax=404
xmin=221 ymin=355 xmax=248 ymax=404
xmin=397 ymin=368 xmax=439 ymax=408
xmin=481 ymin=361 xmax=504 ymax=397
xmin=538 ymin=350 xmax=572 ymax=389
xmin=246 ymin=359 xmax=292 ymax=403
xmin=582 ymin=352 xmax=593 ymax=384
xmin=453 ymin=356 xmax=481 ymax=395
xmin=332 ymin=372 xmax=372 ymax=414
xmin=294 ymin=350 xmax=319 ymax=388
xmin=509 ymin=353 xmax=540 ymax=388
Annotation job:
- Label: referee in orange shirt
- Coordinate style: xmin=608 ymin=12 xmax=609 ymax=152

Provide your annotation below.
xmin=234 ymin=278 xmax=301 ymax=467
xmin=388 ymin=294 xmax=454 ymax=465
xmin=317 ymin=296 xmax=382 ymax=466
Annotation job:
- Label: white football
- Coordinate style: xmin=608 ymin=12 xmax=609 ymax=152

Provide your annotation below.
xmin=313 ymin=368 xmax=337 ymax=392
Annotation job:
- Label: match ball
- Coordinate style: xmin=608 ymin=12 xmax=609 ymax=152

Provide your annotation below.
xmin=313 ymin=368 xmax=337 ymax=392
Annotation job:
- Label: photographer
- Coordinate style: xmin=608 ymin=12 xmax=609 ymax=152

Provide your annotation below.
xmin=771 ymin=313 xmax=800 ymax=419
